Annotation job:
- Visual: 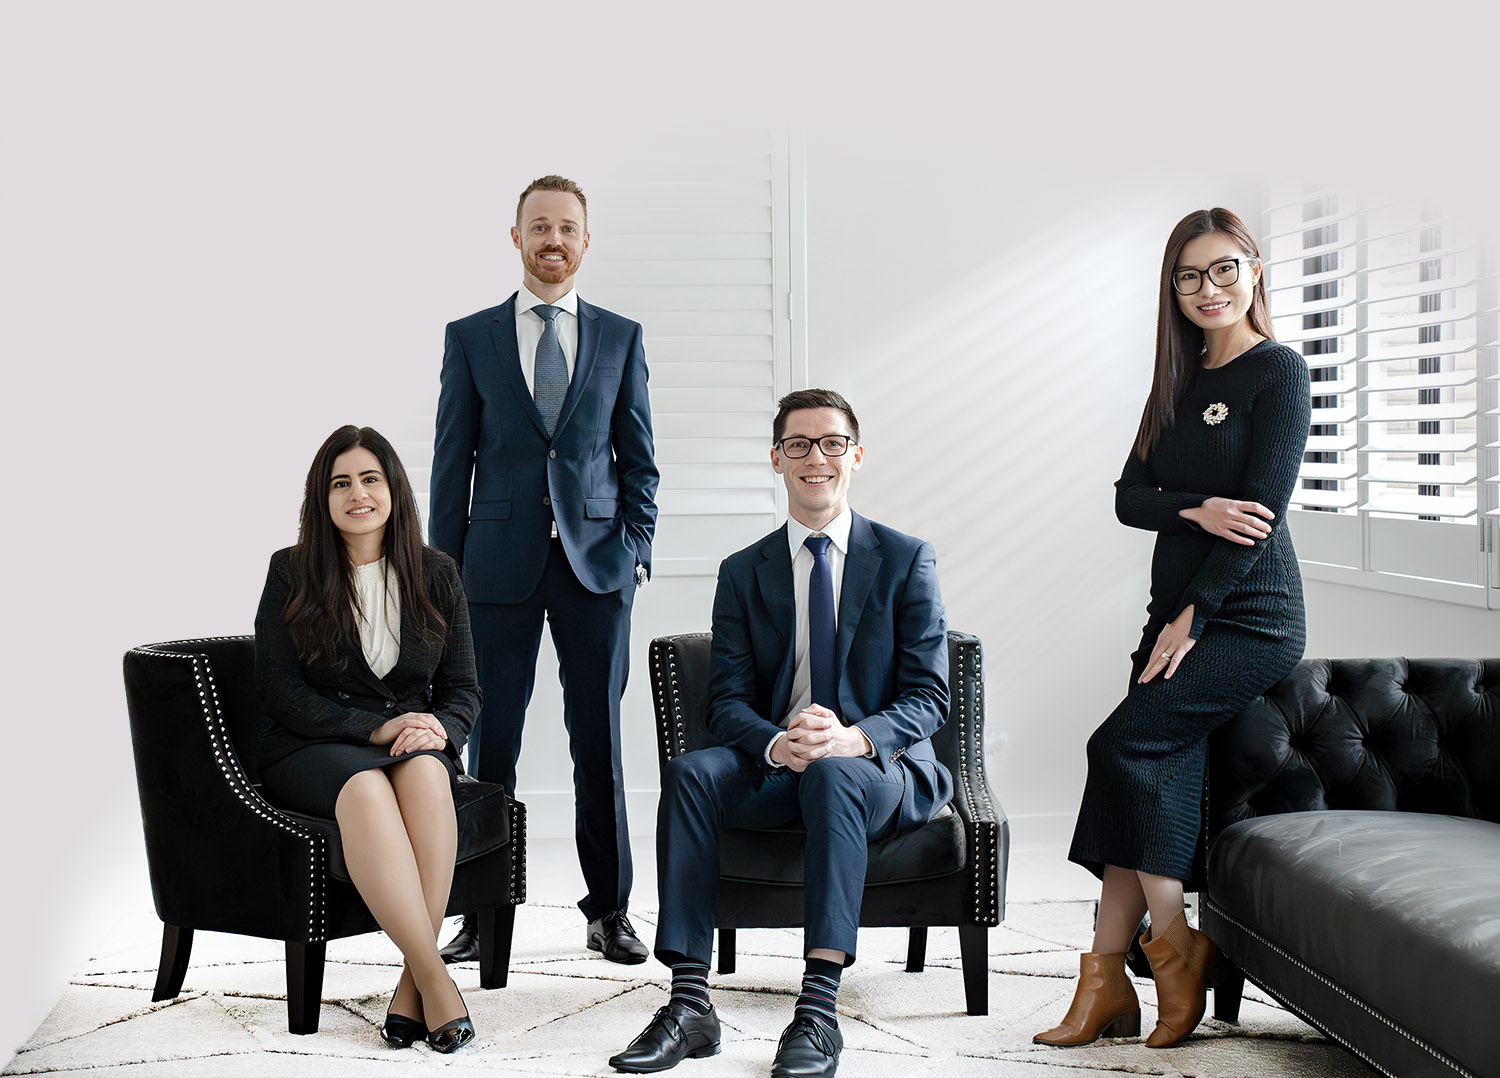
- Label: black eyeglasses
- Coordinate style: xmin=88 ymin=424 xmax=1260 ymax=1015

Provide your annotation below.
xmin=1172 ymin=257 xmax=1255 ymax=296
xmin=774 ymin=435 xmax=855 ymax=458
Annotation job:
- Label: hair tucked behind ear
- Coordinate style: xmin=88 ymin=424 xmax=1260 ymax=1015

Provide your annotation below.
xmin=283 ymin=425 xmax=445 ymax=667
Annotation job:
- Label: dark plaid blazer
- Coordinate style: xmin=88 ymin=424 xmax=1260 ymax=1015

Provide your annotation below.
xmin=253 ymin=546 xmax=480 ymax=770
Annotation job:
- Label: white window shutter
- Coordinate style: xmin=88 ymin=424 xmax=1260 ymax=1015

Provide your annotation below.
xmin=1266 ymin=188 xmax=1496 ymax=605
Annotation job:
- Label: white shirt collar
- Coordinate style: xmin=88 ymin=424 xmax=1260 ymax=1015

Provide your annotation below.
xmin=786 ymin=506 xmax=853 ymax=560
xmin=516 ymin=284 xmax=579 ymax=319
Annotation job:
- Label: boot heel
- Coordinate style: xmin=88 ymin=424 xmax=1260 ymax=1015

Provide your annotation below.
xmin=1100 ymin=1010 xmax=1141 ymax=1038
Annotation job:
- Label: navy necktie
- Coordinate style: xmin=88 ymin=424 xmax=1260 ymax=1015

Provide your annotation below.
xmin=532 ymin=304 xmax=568 ymax=435
xmin=804 ymin=534 xmax=837 ymax=716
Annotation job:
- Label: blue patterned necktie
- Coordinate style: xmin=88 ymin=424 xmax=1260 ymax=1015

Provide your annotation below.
xmin=804 ymin=534 xmax=837 ymax=716
xmin=532 ymin=304 xmax=568 ymax=436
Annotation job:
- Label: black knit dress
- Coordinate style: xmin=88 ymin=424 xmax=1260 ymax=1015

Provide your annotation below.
xmin=1069 ymin=340 xmax=1310 ymax=885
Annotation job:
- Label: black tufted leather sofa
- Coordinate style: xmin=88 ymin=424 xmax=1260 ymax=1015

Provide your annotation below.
xmin=648 ymin=630 xmax=1007 ymax=1016
xmin=123 ymin=637 xmax=526 ymax=1033
xmin=1202 ymin=657 xmax=1500 ymax=1078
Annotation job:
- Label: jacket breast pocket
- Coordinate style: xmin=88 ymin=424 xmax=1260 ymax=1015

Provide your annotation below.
xmin=584 ymin=498 xmax=619 ymax=519
xmin=470 ymin=501 xmax=511 ymax=521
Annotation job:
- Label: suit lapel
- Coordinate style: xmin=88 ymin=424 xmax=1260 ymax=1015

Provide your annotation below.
xmin=552 ymin=297 xmax=600 ymax=437
xmin=753 ymin=527 xmax=797 ymax=715
xmin=836 ymin=513 xmax=881 ymax=678
xmin=489 ymin=296 xmax=549 ymax=438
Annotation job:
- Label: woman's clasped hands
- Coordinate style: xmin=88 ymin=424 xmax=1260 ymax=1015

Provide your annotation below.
xmin=371 ymin=712 xmax=448 ymax=756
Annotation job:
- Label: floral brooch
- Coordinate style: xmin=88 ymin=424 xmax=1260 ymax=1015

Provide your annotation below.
xmin=1203 ymin=402 xmax=1229 ymax=426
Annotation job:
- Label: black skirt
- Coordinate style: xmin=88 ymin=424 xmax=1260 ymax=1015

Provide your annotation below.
xmin=259 ymin=742 xmax=457 ymax=818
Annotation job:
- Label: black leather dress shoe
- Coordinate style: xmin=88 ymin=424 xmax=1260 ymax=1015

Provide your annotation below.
xmin=588 ymin=910 xmax=649 ymax=964
xmin=771 ymin=1016 xmax=843 ymax=1078
xmin=439 ymin=914 xmax=480 ymax=964
xmin=609 ymin=1004 xmax=721 ymax=1073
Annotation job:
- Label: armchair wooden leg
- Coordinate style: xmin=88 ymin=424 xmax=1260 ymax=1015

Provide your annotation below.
xmin=1213 ymin=965 xmax=1246 ymax=1022
xmin=717 ymin=928 xmax=736 ymax=975
xmin=152 ymin=924 xmax=193 ymax=1002
xmin=905 ymin=927 xmax=928 ymax=972
xmin=479 ymin=905 xmax=515 ymax=990
xmin=958 ymin=925 xmax=988 ymax=1016
xmin=285 ymin=941 xmax=326 ymax=1035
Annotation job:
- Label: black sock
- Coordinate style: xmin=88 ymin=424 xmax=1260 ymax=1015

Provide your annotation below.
xmin=669 ymin=960 xmax=712 ymax=1015
xmin=793 ymin=957 xmax=842 ymax=1029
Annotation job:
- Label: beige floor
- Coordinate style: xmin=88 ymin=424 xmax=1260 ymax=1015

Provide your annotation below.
xmin=3 ymin=841 xmax=1371 ymax=1077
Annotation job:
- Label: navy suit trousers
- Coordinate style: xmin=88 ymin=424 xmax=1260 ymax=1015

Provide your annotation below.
xmin=654 ymin=747 xmax=907 ymax=967
xmin=468 ymin=539 xmax=634 ymax=921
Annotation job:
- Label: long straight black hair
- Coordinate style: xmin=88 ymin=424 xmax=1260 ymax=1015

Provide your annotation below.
xmin=283 ymin=425 xmax=444 ymax=666
xmin=1133 ymin=208 xmax=1275 ymax=459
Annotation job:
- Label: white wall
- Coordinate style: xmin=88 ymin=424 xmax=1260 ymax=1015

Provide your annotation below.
xmin=801 ymin=138 xmax=1264 ymax=850
xmin=6 ymin=0 xmax=1499 ymax=1064
xmin=1305 ymin=582 xmax=1499 ymax=658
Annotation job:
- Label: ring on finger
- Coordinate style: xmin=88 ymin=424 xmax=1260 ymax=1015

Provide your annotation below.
xmin=1161 ymin=652 xmax=1172 ymax=661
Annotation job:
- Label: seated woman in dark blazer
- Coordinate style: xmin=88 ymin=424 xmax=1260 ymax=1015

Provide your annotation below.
xmin=254 ymin=424 xmax=480 ymax=1053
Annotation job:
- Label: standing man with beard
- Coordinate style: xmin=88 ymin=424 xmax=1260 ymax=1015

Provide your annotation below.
xmin=430 ymin=175 xmax=659 ymax=965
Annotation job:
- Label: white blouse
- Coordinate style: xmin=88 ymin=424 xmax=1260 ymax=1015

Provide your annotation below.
xmin=353 ymin=558 xmax=401 ymax=678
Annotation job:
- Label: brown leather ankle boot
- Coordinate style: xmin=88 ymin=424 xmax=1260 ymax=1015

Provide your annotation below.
xmin=1033 ymin=951 xmax=1141 ymax=1046
xmin=1139 ymin=911 xmax=1230 ymax=1048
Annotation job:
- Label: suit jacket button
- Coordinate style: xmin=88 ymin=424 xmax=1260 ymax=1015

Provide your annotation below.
xmin=549 ymin=449 xmax=557 ymax=459
xmin=542 ymin=496 xmax=551 ymax=506
xmin=384 ymin=701 xmax=395 ymax=709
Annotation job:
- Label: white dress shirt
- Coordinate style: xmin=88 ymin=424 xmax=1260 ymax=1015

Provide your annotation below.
xmin=353 ymin=558 xmax=401 ymax=679
xmin=765 ymin=507 xmax=873 ymax=765
xmin=513 ymin=284 xmax=579 ymax=396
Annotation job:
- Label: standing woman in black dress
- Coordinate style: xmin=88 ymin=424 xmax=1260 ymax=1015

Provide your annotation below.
xmin=255 ymin=425 xmax=480 ymax=1053
xmin=1035 ymin=209 xmax=1310 ymax=1050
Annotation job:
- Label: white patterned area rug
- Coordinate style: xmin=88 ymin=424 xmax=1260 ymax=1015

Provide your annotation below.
xmin=5 ymin=901 xmax=1369 ymax=1077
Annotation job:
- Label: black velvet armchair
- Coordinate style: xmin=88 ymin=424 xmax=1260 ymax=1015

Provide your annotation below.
xmin=647 ymin=630 xmax=1006 ymax=1016
xmin=123 ymin=637 xmax=526 ymax=1034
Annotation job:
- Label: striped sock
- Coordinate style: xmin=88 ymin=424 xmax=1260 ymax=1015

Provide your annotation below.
xmin=793 ymin=958 xmax=842 ymax=1029
xmin=669 ymin=961 xmax=712 ymax=1016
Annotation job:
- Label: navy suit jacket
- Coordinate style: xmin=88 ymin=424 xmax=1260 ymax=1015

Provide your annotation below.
xmin=705 ymin=512 xmax=953 ymax=830
xmin=430 ymin=294 xmax=659 ymax=603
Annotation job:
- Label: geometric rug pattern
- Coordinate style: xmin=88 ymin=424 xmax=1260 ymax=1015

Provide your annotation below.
xmin=4 ymin=899 xmax=1371 ymax=1077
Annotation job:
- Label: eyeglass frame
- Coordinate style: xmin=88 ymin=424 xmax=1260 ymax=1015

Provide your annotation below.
xmin=773 ymin=434 xmax=856 ymax=458
xmin=1171 ymin=256 xmax=1257 ymax=296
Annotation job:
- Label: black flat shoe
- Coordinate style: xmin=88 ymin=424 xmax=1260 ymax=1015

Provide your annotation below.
xmin=771 ymin=1015 xmax=842 ymax=1078
xmin=440 ymin=913 xmax=480 ymax=964
xmin=379 ymin=989 xmax=426 ymax=1049
xmin=609 ymin=1003 xmax=721 ymax=1073
xmin=588 ymin=909 xmax=649 ymax=965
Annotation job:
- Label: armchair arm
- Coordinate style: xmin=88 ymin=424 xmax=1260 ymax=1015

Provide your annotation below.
xmin=648 ymin=633 xmax=716 ymax=770
xmin=933 ymin=631 xmax=1007 ymax=927
xmin=125 ymin=640 xmax=336 ymax=943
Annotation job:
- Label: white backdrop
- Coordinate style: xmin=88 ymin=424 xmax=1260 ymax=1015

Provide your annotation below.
xmin=5 ymin=0 xmax=1498 ymax=1060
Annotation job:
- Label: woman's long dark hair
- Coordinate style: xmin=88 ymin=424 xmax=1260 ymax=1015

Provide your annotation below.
xmin=1133 ymin=208 xmax=1275 ymax=458
xmin=284 ymin=425 xmax=445 ymax=666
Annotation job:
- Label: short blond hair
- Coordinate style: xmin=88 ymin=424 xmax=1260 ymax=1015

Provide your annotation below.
xmin=515 ymin=175 xmax=587 ymax=228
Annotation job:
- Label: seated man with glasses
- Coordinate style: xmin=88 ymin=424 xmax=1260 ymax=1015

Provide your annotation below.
xmin=609 ymin=389 xmax=952 ymax=1078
